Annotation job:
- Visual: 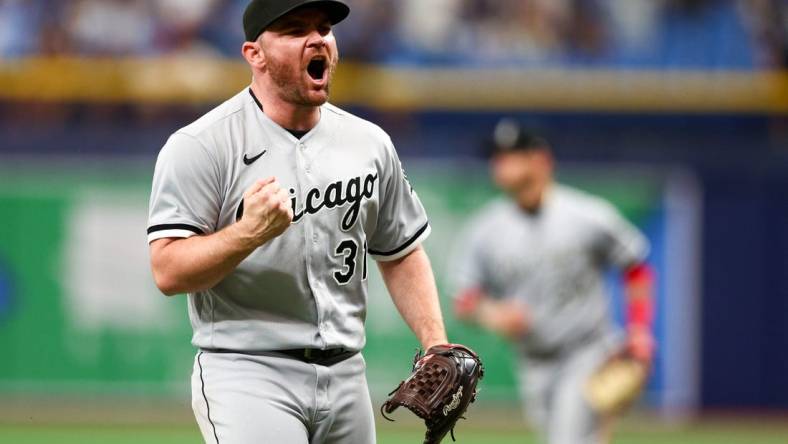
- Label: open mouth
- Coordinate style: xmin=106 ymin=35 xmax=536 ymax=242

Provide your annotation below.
xmin=307 ymin=56 xmax=327 ymax=81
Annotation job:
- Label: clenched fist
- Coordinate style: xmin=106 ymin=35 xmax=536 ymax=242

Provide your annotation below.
xmin=236 ymin=177 xmax=294 ymax=247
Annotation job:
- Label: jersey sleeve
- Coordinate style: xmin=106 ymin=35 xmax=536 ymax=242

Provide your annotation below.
xmin=147 ymin=132 xmax=223 ymax=243
xmin=593 ymin=200 xmax=650 ymax=269
xmin=367 ymin=137 xmax=430 ymax=262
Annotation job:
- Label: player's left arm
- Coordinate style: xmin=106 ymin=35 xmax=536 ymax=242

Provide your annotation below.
xmin=623 ymin=262 xmax=656 ymax=364
xmin=594 ymin=199 xmax=656 ymax=364
xmin=583 ymin=211 xmax=656 ymax=417
xmin=377 ymin=244 xmax=448 ymax=350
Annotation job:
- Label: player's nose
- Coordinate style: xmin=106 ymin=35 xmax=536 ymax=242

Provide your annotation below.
xmin=305 ymin=29 xmax=328 ymax=49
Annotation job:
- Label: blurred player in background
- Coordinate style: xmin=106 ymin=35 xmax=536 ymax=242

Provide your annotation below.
xmin=450 ymin=119 xmax=656 ymax=444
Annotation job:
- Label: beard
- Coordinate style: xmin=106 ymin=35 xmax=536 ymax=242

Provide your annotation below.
xmin=264 ymin=49 xmax=338 ymax=107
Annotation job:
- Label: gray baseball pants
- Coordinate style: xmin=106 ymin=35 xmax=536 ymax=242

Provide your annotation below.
xmin=192 ymin=350 xmax=375 ymax=444
xmin=519 ymin=335 xmax=621 ymax=444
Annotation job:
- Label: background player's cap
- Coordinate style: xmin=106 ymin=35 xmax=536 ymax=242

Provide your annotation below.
xmin=244 ymin=0 xmax=350 ymax=42
xmin=489 ymin=118 xmax=550 ymax=155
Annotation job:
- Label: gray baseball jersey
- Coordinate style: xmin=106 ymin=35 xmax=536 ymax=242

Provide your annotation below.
xmin=450 ymin=184 xmax=649 ymax=356
xmin=148 ymin=88 xmax=430 ymax=353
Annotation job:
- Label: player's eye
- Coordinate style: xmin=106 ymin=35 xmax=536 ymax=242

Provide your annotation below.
xmin=272 ymin=20 xmax=304 ymax=35
xmin=285 ymin=25 xmax=305 ymax=35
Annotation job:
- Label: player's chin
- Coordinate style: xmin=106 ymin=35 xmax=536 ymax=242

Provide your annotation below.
xmin=299 ymin=90 xmax=328 ymax=107
xmin=303 ymin=83 xmax=331 ymax=105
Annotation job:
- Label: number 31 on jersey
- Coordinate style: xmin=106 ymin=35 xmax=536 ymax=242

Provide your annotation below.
xmin=333 ymin=239 xmax=368 ymax=285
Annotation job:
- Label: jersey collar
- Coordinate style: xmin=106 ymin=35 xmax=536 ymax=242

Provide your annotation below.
xmin=247 ymin=87 xmax=325 ymax=143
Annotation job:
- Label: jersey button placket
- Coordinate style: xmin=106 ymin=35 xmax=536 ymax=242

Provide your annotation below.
xmin=300 ymin=143 xmax=312 ymax=174
xmin=297 ymin=139 xmax=331 ymax=346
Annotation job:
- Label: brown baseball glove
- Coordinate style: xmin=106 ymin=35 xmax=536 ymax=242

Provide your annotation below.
xmin=381 ymin=344 xmax=484 ymax=444
xmin=583 ymin=351 xmax=648 ymax=416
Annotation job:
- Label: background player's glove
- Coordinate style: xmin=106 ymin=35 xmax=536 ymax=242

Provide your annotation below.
xmin=381 ymin=344 xmax=484 ymax=444
xmin=583 ymin=349 xmax=648 ymax=416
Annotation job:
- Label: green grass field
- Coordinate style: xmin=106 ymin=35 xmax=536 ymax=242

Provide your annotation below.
xmin=2 ymin=420 xmax=788 ymax=444
xmin=2 ymin=399 xmax=786 ymax=444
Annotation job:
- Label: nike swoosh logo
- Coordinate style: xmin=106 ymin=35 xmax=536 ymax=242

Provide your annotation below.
xmin=243 ymin=150 xmax=267 ymax=165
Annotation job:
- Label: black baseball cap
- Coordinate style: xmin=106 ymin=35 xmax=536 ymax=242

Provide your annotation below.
xmin=243 ymin=0 xmax=350 ymax=42
xmin=489 ymin=118 xmax=549 ymax=155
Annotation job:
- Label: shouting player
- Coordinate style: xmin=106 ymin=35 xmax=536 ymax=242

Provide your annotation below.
xmin=450 ymin=119 xmax=656 ymax=444
xmin=147 ymin=1 xmax=456 ymax=442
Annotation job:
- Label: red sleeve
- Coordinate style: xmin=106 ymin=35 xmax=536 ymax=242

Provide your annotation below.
xmin=625 ymin=263 xmax=655 ymax=328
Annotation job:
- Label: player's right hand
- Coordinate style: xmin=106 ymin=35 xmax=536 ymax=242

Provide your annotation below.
xmin=237 ymin=177 xmax=294 ymax=247
xmin=477 ymin=298 xmax=532 ymax=341
xmin=454 ymin=288 xmax=484 ymax=321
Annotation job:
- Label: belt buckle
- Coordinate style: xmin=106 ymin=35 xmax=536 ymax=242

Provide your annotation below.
xmin=304 ymin=349 xmax=313 ymax=360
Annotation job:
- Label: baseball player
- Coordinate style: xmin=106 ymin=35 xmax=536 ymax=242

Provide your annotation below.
xmin=147 ymin=1 xmax=452 ymax=442
xmin=450 ymin=119 xmax=656 ymax=444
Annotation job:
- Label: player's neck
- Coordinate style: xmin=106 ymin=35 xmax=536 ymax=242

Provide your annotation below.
xmin=251 ymin=83 xmax=321 ymax=132
xmin=516 ymin=180 xmax=551 ymax=213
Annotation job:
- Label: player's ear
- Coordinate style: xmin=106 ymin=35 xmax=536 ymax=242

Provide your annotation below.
xmin=540 ymin=149 xmax=555 ymax=172
xmin=241 ymin=39 xmax=266 ymax=70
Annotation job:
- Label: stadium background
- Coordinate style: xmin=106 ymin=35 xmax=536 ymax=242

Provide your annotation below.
xmin=1 ymin=0 xmax=787 ymax=442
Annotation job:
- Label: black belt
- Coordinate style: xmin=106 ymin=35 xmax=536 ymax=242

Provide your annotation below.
xmin=202 ymin=347 xmax=358 ymax=367
xmin=277 ymin=348 xmax=358 ymax=366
